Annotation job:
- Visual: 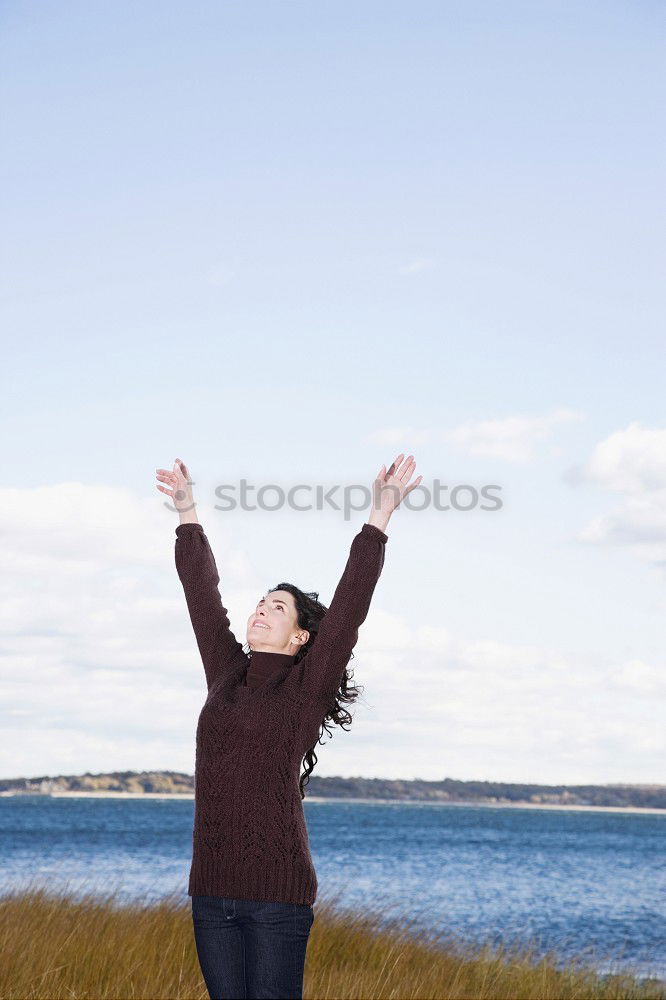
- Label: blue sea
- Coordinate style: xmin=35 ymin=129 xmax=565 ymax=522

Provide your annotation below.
xmin=1 ymin=795 xmax=664 ymax=984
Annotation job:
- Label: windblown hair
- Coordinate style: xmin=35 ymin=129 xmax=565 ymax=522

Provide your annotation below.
xmin=243 ymin=583 xmax=362 ymax=799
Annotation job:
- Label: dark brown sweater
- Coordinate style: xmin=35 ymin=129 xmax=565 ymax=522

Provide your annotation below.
xmin=175 ymin=519 xmax=388 ymax=904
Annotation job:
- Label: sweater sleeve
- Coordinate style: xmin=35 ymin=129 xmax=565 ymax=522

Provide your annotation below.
xmin=175 ymin=522 xmax=247 ymax=690
xmin=295 ymin=522 xmax=388 ymax=706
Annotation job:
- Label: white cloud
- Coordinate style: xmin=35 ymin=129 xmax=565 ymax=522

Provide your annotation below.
xmin=365 ymin=409 xmax=584 ymax=462
xmin=610 ymin=658 xmax=666 ymax=695
xmin=581 ymin=422 xmax=666 ymax=494
xmin=397 ymin=258 xmax=435 ymax=274
xmin=0 ymin=481 xmax=260 ymax=777
xmin=362 ymin=609 xmax=413 ymax=650
xmin=442 ymin=409 xmax=584 ymax=463
xmin=574 ymin=423 xmax=666 ymax=566
xmin=341 ymin=617 xmax=665 ymax=783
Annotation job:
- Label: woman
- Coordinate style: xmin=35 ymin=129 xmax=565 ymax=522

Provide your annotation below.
xmin=155 ymin=454 xmax=421 ymax=1000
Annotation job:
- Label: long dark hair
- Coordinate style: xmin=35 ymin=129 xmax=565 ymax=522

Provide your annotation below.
xmin=244 ymin=582 xmax=363 ymax=800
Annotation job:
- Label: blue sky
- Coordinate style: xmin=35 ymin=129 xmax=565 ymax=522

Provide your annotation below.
xmin=1 ymin=1 xmax=665 ymax=785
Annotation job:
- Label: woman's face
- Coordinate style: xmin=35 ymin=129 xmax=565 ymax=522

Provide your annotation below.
xmin=246 ymin=590 xmax=309 ymax=654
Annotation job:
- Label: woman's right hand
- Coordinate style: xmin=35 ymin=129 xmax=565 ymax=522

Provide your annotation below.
xmin=155 ymin=458 xmax=197 ymax=517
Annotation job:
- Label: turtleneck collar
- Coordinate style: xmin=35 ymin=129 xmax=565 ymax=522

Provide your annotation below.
xmin=245 ymin=649 xmax=297 ymax=690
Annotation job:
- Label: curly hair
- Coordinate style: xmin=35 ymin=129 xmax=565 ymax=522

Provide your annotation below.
xmin=243 ymin=582 xmax=363 ymax=800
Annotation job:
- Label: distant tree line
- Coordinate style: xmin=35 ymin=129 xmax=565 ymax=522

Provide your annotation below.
xmin=2 ymin=771 xmax=664 ymax=808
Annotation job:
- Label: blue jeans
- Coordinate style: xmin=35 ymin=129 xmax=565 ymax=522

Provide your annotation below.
xmin=191 ymin=894 xmax=315 ymax=999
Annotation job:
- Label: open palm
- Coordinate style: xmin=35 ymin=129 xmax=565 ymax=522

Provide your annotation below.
xmin=372 ymin=453 xmax=422 ymax=518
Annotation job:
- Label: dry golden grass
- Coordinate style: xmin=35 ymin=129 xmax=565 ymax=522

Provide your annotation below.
xmin=0 ymin=882 xmax=663 ymax=999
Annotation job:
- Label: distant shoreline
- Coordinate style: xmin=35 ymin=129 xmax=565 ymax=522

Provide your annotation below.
xmin=3 ymin=791 xmax=664 ymax=814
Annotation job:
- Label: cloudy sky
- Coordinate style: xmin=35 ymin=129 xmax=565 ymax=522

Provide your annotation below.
xmin=2 ymin=0 xmax=664 ymax=785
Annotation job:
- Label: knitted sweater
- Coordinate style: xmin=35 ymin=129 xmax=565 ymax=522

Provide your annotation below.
xmin=175 ymin=519 xmax=388 ymax=905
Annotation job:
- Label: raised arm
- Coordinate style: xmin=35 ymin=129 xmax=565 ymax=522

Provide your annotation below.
xmin=293 ymin=453 xmax=422 ymax=708
xmin=294 ymin=521 xmax=388 ymax=706
xmin=157 ymin=458 xmax=247 ymax=690
xmin=174 ymin=522 xmax=247 ymax=689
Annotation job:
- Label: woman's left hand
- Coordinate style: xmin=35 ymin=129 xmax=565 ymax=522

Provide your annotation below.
xmin=369 ymin=453 xmax=422 ymax=529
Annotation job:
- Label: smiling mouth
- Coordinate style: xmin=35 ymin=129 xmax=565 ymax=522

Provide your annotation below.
xmin=251 ymin=622 xmax=270 ymax=629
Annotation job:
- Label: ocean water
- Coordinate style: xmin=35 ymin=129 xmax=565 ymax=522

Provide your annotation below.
xmin=1 ymin=795 xmax=664 ymax=984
